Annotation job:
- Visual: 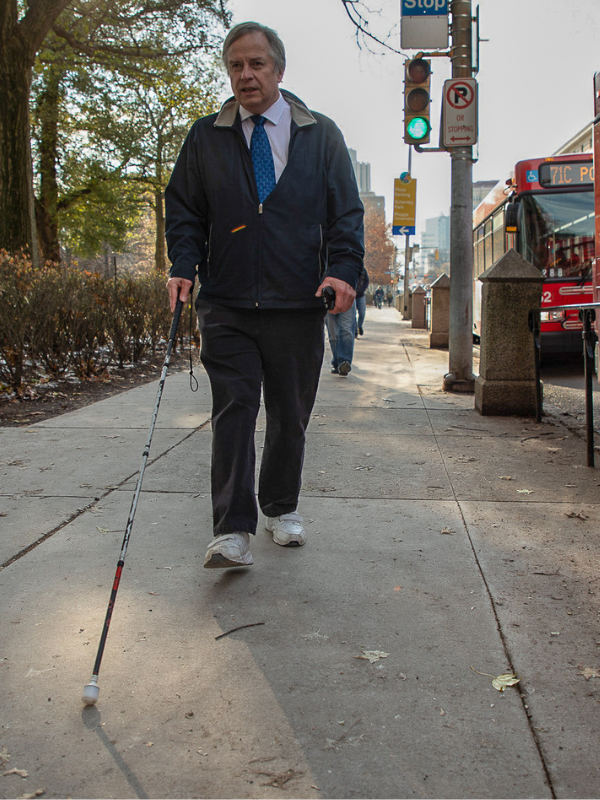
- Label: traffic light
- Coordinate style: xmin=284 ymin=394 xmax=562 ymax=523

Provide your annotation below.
xmin=403 ymin=58 xmax=431 ymax=145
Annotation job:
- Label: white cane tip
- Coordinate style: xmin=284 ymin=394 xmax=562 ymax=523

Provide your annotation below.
xmin=82 ymin=683 xmax=99 ymax=705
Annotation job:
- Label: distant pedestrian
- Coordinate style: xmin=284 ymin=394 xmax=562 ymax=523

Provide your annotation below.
xmin=374 ymin=286 xmax=383 ymax=309
xmin=355 ymin=267 xmax=369 ymax=336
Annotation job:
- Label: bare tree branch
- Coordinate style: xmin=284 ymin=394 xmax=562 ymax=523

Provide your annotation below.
xmin=340 ymin=0 xmax=407 ymax=57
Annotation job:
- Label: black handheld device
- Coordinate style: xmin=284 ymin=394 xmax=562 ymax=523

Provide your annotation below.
xmin=322 ymin=286 xmax=336 ymax=310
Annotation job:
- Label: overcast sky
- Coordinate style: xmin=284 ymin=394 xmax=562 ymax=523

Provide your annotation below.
xmin=223 ymin=0 xmax=600 ymax=234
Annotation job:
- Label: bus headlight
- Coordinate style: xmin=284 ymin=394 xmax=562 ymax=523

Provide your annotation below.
xmin=540 ymin=310 xmax=565 ymax=322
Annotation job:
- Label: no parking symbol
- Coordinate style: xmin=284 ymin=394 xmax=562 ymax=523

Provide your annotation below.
xmin=443 ymin=78 xmax=478 ymax=147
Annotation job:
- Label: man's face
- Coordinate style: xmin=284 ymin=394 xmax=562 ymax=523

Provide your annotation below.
xmin=227 ymin=32 xmax=283 ymax=115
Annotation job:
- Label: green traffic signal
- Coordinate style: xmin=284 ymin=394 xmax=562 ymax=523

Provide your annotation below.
xmin=403 ymin=57 xmax=431 ymax=145
xmin=406 ymin=116 xmax=430 ymax=141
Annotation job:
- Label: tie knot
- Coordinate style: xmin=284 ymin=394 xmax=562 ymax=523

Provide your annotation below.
xmin=251 ymin=115 xmax=266 ymax=127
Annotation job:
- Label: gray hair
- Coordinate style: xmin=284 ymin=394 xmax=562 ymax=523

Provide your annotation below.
xmin=222 ymin=22 xmax=286 ymax=75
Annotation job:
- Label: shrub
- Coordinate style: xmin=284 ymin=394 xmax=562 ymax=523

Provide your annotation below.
xmin=0 ymin=253 xmax=187 ymax=394
xmin=0 ymin=251 xmax=38 ymax=391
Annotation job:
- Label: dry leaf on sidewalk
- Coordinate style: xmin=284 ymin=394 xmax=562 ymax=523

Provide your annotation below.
xmin=355 ymin=649 xmax=390 ymax=664
xmin=260 ymin=769 xmax=303 ymax=789
xmin=492 ymin=673 xmax=521 ymax=691
xmin=577 ymin=666 xmax=600 ymax=680
xmin=440 ymin=527 xmax=454 ymax=535
xmin=3 ymin=768 xmax=28 ymax=778
xmin=470 ymin=665 xmax=520 ymax=691
xmin=564 ymin=511 xmax=589 ymax=520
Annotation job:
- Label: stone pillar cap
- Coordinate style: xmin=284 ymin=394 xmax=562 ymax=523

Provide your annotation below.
xmin=479 ymin=248 xmax=544 ymax=283
xmin=430 ymin=274 xmax=450 ymax=288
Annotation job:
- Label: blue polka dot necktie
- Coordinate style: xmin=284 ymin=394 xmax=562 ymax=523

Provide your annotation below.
xmin=250 ymin=115 xmax=276 ymax=204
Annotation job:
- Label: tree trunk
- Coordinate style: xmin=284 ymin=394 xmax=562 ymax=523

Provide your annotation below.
xmin=34 ymin=65 xmax=63 ymax=262
xmin=0 ymin=0 xmax=77 ymax=256
xmin=154 ymin=188 xmax=166 ymax=272
xmin=0 ymin=32 xmax=35 ymax=253
xmin=154 ymin=136 xmax=166 ymax=272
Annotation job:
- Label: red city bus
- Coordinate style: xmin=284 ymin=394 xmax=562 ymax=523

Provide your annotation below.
xmin=473 ymin=153 xmax=594 ymax=355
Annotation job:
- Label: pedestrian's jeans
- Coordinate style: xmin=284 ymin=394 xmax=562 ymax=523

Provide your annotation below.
xmin=356 ymin=295 xmax=366 ymax=331
xmin=196 ymin=300 xmax=325 ymax=537
xmin=326 ymin=302 xmax=356 ymax=368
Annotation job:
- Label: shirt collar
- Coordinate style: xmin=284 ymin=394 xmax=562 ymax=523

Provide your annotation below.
xmin=239 ymin=92 xmax=287 ymax=125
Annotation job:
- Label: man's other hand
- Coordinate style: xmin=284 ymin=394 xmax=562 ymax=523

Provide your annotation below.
xmin=167 ymin=277 xmax=194 ymax=312
xmin=316 ymin=277 xmax=356 ymax=314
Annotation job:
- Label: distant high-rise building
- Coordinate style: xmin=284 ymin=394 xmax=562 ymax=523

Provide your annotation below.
xmin=421 ymin=214 xmax=450 ymax=251
xmin=348 ymin=148 xmax=385 ymax=219
xmin=348 ymin=148 xmax=371 ymax=194
xmin=415 ymin=214 xmax=450 ymax=281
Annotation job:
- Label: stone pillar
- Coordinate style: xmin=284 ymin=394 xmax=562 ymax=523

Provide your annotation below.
xmin=411 ymin=287 xmax=427 ymax=329
xmin=475 ymin=249 xmax=543 ymax=416
xmin=399 ymin=291 xmax=412 ymax=319
xmin=429 ymin=273 xmax=450 ymax=348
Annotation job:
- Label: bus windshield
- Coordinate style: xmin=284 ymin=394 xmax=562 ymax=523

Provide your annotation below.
xmin=520 ymin=192 xmax=594 ymax=280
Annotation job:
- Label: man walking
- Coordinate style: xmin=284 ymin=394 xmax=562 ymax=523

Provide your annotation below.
xmin=165 ymin=22 xmax=364 ymax=568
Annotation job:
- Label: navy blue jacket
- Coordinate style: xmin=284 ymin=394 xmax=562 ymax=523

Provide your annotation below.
xmin=165 ymin=90 xmax=364 ymax=309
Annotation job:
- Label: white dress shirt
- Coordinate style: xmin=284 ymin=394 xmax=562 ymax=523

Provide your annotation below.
xmin=239 ymin=92 xmax=291 ymax=182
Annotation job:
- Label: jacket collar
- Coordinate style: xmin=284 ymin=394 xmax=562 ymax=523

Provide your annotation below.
xmin=214 ymin=89 xmax=317 ymax=129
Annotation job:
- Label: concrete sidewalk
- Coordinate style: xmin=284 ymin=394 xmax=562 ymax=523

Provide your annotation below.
xmin=1 ymin=307 xmax=599 ymax=799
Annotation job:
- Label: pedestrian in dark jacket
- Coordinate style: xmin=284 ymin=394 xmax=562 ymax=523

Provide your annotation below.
xmin=166 ymin=21 xmax=364 ymax=569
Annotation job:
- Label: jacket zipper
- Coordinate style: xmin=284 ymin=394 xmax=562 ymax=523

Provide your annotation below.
xmin=256 ymin=202 xmax=263 ymax=307
xmin=206 ymin=223 xmax=213 ymax=276
xmin=237 ymin=127 xmax=262 ymax=307
xmin=319 ymin=224 xmax=324 ymax=276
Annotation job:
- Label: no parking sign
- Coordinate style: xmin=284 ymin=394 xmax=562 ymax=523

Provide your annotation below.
xmin=443 ymin=79 xmax=478 ymax=147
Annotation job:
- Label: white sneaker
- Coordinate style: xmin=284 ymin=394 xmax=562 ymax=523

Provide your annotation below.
xmin=204 ymin=532 xmax=253 ymax=568
xmin=266 ymin=512 xmax=307 ymax=547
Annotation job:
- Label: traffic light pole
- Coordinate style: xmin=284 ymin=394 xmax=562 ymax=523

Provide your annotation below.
xmin=402 ymin=147 xmax=412 ymax=319
xmin=443 ymin=0 xmax=476 ymax=392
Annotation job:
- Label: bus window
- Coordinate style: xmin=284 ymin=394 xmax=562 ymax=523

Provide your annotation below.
xmin=474 ymin=227 xmax=484 ymax=277
xmin=520 ymin=192 xmax=594 ymax=280
xmin=492 ymin=209 xmax=505 ymax=264
xmin=484 ymin=220 xmax=493 ymax=270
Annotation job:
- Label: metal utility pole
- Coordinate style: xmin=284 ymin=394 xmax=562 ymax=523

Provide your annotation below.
xmin=402 ymin=147 xmax=412 ymax=319
xmin=443 ymin=0 xmax=476 ymax=392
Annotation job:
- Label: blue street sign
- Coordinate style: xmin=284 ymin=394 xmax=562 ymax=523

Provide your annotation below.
xmin=401 ymin=0 xmax=448 ymax=16
xmin=393 ymin=225 xmax=416 ymax=236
